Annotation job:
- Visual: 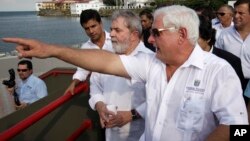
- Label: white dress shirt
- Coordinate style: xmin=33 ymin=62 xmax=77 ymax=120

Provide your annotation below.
xmin=89 ymin=42 xmax=153 ymax=141
xmin=215 ymin=26 xmax=250 ymax=78
xmin=16 ymin=74 xmax=48 ymax=104
xmin=212 ymin=21 xmax=233 ymax=40
xmin=244 ymin=81 xmax=250 ymax=98
xmin=120 ymin=45 xmax=248 ymax=141
xmin=72 ymin=31 xmax=113 ymax=81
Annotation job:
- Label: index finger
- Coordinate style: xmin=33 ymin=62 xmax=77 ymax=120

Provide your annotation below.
xmin=2 ymin=37 xmax=33 ymax=46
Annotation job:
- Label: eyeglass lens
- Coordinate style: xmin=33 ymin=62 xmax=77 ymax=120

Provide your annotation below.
xmin=216 ymin=12 xmax=226 ymax=16
xmin=17 ymin=69 xmax=28 ymax=72
xmin=150 ymin=28 xmax=160 ymax=37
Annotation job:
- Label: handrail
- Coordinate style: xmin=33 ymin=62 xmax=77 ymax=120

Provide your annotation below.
xmin=0 ymin=82 xmax=89 ymax=140
xmin=39 ymin=68 xmax=76 ymax=79
xmin=67 ymin=119 xmax=93 ymax=141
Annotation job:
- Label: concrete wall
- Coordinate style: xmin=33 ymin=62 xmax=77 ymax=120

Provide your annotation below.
xmin=0 ymin=56 xmax=75 ymax=79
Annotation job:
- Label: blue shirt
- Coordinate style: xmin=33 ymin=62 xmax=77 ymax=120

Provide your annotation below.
xmin=16 ymin=74 xmax=48 ymax=104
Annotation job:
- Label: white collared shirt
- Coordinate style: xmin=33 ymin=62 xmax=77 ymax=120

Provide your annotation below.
xmin=89 ymin=42 xmax=153 ymax=141
xmin=120 ymin=45 xmax=248 ymax=141
xmin=215 ymin=26 xmax=250 ymax=78
xmin=212 ymin=21 xmax=234 ymax=40
xmin=72 ymin=31 xmax=113 ymax=81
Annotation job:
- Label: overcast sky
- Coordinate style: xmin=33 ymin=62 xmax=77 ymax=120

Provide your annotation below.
xmin=0 ymin=0 xmax=47 ymax=11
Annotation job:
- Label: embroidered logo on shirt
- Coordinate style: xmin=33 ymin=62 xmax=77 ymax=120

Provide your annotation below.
xmin=194 ymin=80 xmax=200 ymax=87
xmin=185 ymin=80 xmax=204 ymax=94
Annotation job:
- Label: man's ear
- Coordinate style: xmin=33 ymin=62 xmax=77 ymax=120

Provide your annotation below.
xmin=131 ymin=31 xmax=140 ymax=41
xmin=178 ymin=28 xmax=187 ymax=44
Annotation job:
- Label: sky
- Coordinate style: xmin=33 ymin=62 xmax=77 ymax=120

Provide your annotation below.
xmin=0 ymin=0 xmax=49 ymax=11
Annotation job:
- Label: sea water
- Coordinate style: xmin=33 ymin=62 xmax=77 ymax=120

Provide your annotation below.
xmin=0 ymin=11 xmax=111 ymax=53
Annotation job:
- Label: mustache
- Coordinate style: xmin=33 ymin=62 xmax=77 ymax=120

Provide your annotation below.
xmin=111 ymin=38 xmax=117 ymax=42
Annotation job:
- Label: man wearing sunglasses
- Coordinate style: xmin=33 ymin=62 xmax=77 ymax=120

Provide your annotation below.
xmin=3 ymin=5 xmax=248 ymax=141
xmin=6 ymin=60 xmax=47 ymax=110
xmin=213 ymin=4 xmax=234 ymax=40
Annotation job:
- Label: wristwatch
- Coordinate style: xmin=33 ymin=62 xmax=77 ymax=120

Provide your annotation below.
xmin=131 ymin=109 xmax=141 ymax=120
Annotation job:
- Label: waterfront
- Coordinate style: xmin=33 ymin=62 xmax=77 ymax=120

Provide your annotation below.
xmin=0 ymin=11 xmax=111 ymax=53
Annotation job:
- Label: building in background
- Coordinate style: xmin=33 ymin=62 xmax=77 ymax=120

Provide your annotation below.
xmin=36 ymin=0 xmax=154 ymax=16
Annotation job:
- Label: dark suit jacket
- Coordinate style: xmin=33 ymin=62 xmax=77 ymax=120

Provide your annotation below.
xmin=213 ymin=47 xmax=249 ymax=104
xmin=142 ymin=28 xmax=155 ymax=52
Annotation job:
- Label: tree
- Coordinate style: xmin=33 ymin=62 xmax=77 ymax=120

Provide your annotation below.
xmin=154 ymin=0 xmax=228 ymax=10
xmin=103 ymin=0 xmax=116 ymax=6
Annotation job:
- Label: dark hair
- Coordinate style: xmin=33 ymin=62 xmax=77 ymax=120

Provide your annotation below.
xmin=218 ymin=4 xmax=234 ymax=14
xmin=80 ymin=9 xmax=101 ymax=26
xmin=139 ymin=8 xmax=154 ymax=21
xmin=234 ymin=0 xmax=250 ymax=13
xmin=195 ymin=5 xmax=216 ymax=21
xmin=198 ymin=15 xmax=216 ymax=47
xmin=18 ymin=60 xmax=33 ymax=70
xmin=112 ymin=10 xmax=142 ymax=36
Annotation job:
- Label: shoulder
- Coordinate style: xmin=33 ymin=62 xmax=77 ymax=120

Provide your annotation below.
xmin=212 ymin=48 xmax=242 ymax=72
xmin=29 ymin=75 xmax=45 ymax=85
xmin=219 ymin=26 xmax=235 ymax=37
xmin=204 ymin=51 xmax=232 ymax=72
xmin=120 ymin=52 xmax=157 ymax=68
xmin=213 ymin=47 xmax=240 ymax=62
xmin=80 ymin=40 xmax=98 ymax=49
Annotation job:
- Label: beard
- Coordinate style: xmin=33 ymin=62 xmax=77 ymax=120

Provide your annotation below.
xmin=112 ymin=38 xmax=130 ymax=54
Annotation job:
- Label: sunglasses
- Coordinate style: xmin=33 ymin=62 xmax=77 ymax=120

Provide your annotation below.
xmin=150 ymin=27 xmax=176 ymax=37
xmin=216 ymin=12 xmax=226 ymax=16
xmin=17 ymin=69 xmax=28 ymax=72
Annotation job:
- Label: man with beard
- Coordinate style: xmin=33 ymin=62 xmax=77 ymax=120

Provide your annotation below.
xmin=64 ymin=9 xmax=113 ymax=95
xmin=89 ymin=10 xmax=152 ymax=141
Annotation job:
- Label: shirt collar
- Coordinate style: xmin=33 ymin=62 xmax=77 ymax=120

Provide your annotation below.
xmin=21 ymin=74 xmax=34 ymax=86
xmin=130 ymin=41 xmax=153 ymax=56
xmin=181 ymin=44 xmax=205 ymax=69
xmin=86 ymin=31 xmax=110 ymax=46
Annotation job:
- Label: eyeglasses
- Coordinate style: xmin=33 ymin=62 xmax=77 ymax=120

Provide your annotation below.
xmin=17 ymin=69 xmax=28 ymax=72
xmin=216 ymin=12 xmax=226 ymax=16
xmin=150 ymin=27 xmax=176 ymax=37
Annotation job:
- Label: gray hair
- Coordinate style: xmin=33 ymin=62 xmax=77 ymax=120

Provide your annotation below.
xmin=111 ymin=10 xmax=142 ymax=37
xmin=154 ymin=5 xmax=199 ymax=45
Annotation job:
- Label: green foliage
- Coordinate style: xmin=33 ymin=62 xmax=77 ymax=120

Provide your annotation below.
xmin=103 ymin=0 xmax=229 ymax=11
xmin=103 ymin=0 xmax=116 ymax=6
xmin=154 ymin=0 xmax=229 ymax=10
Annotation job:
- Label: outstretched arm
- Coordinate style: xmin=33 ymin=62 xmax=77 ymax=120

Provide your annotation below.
xmin=3 ymin=38 xmax=130 ymax=78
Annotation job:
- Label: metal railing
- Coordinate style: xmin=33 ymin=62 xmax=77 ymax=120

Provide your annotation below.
xmin=0 ymin=68 xmax=91 ymax=140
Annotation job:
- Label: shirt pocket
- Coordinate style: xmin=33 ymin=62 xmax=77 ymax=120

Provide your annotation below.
xmin=177 ymin=93 xmax=205 ymax=132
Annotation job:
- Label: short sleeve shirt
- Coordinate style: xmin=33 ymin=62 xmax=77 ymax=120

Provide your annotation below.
xmin=120 ymin=45 xmax=248 ymax=141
